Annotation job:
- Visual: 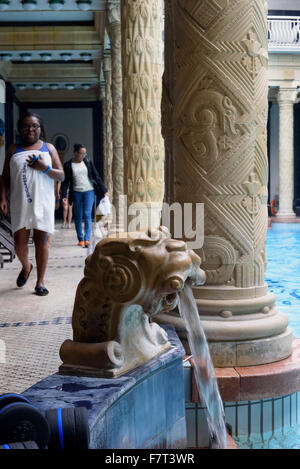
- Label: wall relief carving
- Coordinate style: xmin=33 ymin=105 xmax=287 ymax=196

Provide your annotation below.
xmin=177 ymin=87 xmax=239 ymax=173
xmin=201 ymin=235 xmax=237 ymax=285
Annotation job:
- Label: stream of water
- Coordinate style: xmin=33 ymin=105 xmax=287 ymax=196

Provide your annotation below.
xmin=178 ymin=283 xmax=227 ymax=449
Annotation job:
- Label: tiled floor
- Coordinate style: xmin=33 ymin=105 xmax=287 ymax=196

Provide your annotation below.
xmin=0 ymin=223 xmax=89 ymax=394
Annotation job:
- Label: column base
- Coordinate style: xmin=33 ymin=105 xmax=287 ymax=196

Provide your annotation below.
xmin=154 ymin=311 xmax=293 ymax=366
xmin=183 ymin=327 xmax=293 ymax=367
xmin=275 ymin=211 xmax=296 ymax=218
xmin=271 ymin=216 xmax=300 ymax=223
xmin=153 ymin=284 xmax=293 ymax=367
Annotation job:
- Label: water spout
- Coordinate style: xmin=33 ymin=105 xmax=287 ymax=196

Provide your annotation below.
xmin=178 ymin=283 xmax=227 ymax=449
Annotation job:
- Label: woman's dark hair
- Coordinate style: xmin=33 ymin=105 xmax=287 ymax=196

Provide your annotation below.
xmin=73 ymin=143 xmax=85 ymax=153
xmin=17 ymin=112 xmax=46 ymax=141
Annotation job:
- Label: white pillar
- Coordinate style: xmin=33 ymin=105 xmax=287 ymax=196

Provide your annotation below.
xmin=277 ymin=87 xmax=297 ymax=218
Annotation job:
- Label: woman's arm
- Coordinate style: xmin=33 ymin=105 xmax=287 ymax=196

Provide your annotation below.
xmin=0 ymin=144 xmax=16 ymax=215
xmin=26 ymin=142 xmax=65 ymax=182
xmin=46 ymin=143 xmax=65 ymax=181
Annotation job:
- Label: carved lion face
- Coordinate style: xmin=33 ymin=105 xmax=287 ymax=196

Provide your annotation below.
xmin=86 ymin=228 xmax=206 ymax=316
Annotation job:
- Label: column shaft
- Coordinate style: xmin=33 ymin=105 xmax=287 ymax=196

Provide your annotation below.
xmin=121 ymin=0 xmax=165 ymax=231
xmin=277 ymin=88 xmax=297 ymax=218
xmin=103 ymin=54 xmax=114 ymax=197
xmin=107 ymin=1 xmax=124 ymax=228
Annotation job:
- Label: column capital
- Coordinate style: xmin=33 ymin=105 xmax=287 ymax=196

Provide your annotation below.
xmin=103 ymin=53 xmax=111 ymax=73
xmin=277 ymin=87 xmax=298 ymax=105
xmin=107 ymin=0 xmax=121 ymax=26
xmin=268 ymin=86 xmax=279 ymax=103
xmin=100 ymin=81 xmax=106 ymax=101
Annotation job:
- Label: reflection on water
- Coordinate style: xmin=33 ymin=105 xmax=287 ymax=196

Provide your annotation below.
xmin=179 ymin=284 xmax=227 ymax=449
xmin=266 ymin=224 xmax=300 ymax=337
xmin=237 ymin=223 xmax=300 ymax=449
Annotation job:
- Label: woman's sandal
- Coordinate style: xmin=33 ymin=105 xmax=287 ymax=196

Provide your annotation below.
xmin=34 ymin=286 xmax=49 ymax=296
xmin=16 ymin=264 xmax=33 ymax=288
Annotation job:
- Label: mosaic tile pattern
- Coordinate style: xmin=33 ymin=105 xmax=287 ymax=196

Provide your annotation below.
xmin=0 ymin=224 xmax=87 ymax=394
xmin=227 ymin=393 xmax=300 ymax=449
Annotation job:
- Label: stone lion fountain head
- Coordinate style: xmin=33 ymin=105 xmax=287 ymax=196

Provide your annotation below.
xmin=60 ymin=227 xmax=206 ymax=377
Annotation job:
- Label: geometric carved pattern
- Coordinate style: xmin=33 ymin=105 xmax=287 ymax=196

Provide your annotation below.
xmin=107 ymin=1 xmax=124 ymax=225
xmin=103 ymin=54 xmax=114 ymax=197
xmin=121 ymin=0 xmax=165 ymax=205
xmin=165 ymin=0 xmax=269 ymax=288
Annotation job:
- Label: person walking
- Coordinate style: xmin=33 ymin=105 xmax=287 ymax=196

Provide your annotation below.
xmin=0 ymin=112 xmax=64 ymax=296
xmin=61 ymin=144 xmax=108 ymax=247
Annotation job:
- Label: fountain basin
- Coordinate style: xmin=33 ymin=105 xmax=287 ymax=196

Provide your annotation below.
xmin=22 ymin=326 xmax=187 ymax=449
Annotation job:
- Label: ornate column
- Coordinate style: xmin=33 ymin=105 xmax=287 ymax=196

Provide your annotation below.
xmin=162 ymin=0 xmax=175 ymax=205
xmin=103 ymin=51 xmax=114 ymax=197
xmin=100 ymin=72 xmax=108 ymax=190
xmin=276 ymin=87 xmax=297 ymax=218
xmin=107 ymin=0 xmax=124 ymax=229
xmin=121 ymin=0 xmax=165 ymax=231
xmin=0 ymin=78 xmax=5 ymax=174
xmin=158 ymin=0 xmax=292 ymax=366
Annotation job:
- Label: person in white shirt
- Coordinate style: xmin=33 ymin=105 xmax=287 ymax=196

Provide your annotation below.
xmin=61 ymin=144 xmax=108 ymax=247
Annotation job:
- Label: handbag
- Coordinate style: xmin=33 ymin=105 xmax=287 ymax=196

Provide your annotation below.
xmin=96 ymin=195 xmax=111 ymax=217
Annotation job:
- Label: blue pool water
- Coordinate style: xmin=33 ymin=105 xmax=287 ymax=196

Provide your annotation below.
xmin=265 ymin=223 xmax=300 ymax=337
xmin=236 ymin=223 xmax=300 ymax=449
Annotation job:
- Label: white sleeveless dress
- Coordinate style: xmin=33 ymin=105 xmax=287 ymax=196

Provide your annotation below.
xmin=9 ymin=142 xmax=55 ymax=234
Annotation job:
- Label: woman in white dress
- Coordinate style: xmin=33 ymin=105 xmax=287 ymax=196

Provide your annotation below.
xmin=0 ymin=112 xmax=64 ymax=296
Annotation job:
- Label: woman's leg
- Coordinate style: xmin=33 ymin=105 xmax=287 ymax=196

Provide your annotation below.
xmin=72 ymin=191 xmax=84 ymax=242
xmin=62 ymin=198 xmax=68 ymax=227
xmin=67 ymin=203 xmax=73 ymax=228
xmin=82 ymin=190 xmax=95 ymax=242
xmin=14 ymin=228 xmax=31 ymax=275
xmin=33 ymin=229 xmax=49 ymax=288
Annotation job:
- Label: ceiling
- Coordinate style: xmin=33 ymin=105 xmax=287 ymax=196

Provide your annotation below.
xmin=0 ymin=3 xmax=107 ymax=102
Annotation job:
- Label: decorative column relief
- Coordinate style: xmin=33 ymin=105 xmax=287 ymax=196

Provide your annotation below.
xmin=100 ymin=77 xmax=108 ymax=191
xmin=276 ymin=87 xmax=297 ymax=218
xmin=121 ymin=0 xmax=165 ymax=230
xmin=0 ymin=78 xmax=5 ymax=172
xmin=162 ymin=0 xmax=175 ymax=205
xmin=157 ymin=0 xmax=292 ymax=367
xmin=107 ymin=1 xmax=124 ymax=229
xmin=103 ymin=52 xmax=114 ymax=197
xmin=171 ymin=0 xmax=270 ymax=290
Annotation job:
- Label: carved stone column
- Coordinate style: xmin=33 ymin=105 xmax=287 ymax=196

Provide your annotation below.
xmin=107 ymin=0 xmax=124 ymax=229
xmin=276 ymin=87 xmax=297 ymax=218
xmin=100 ymin=75 xmax=108 ymax=190
xmin=0 ymin=78 xmax=5 ymax=173
xmin=121 ymin=0 xmax=165 ymax=231
xmin=103 ymin=52 xmax=113 ymax=197
xmin=158 ymin=0 xmax=292 ymax=366
xmin=162 ymin=0 xmax=175 ymax=205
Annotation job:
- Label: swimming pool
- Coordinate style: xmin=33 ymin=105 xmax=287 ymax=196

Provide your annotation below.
xmin=235 ymin=223 xmax=300 ymax=449
xmin=266 ymin=223 xmax=300 ymax=338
